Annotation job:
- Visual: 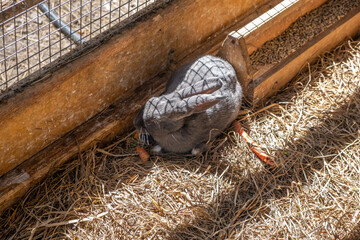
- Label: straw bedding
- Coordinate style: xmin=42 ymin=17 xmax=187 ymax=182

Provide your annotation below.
xmin=1 ymin=37 xmax=360 ymax=239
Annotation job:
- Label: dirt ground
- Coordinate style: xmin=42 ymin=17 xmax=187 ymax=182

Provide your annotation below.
xmin=1 ymin=37 xmax=360 ymax=239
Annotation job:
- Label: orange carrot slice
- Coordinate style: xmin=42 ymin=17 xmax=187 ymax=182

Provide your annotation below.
xmin=233 ymin=121 xmax=276 ymax=167
xmin=136 ymin=146 xmax=150 ymax=162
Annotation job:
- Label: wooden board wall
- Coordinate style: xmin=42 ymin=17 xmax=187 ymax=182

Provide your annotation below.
xmin=250 ymin=6 xmax=360 ymax=103
xmin=244 ymin=0 xmax=328 ymax=55
xmin=0 ymin=0 xmax=270 ymax=176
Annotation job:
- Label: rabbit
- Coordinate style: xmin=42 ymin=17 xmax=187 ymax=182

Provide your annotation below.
xmin=134 ymin=55 xmax=243 ymax=155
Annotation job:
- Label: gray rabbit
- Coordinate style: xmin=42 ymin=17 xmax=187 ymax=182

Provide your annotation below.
xmin=134 ymin=55 xmax=243 ymax=155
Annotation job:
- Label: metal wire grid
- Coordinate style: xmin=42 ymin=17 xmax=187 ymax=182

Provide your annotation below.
xmin=230 ymin=0 xmax=298 ymax=39
xmin=0 ymin=0 xmax=158 ymax=93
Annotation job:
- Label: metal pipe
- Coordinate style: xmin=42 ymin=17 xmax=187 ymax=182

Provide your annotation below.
xmin=38 ymin=2 xmax=86 ymax=45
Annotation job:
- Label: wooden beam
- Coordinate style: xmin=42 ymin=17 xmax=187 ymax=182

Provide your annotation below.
xmin=249 ymin=6 xmax=360 ymax=103
xmin=217 ymin=36 xmax=251 ymax=95
xmin=243 ymin=0 xmax=329 ymax=55
xmin=0 ymin=75 xmax=167 ymax=213
xmin=205 ymin=0 xmax=284 ymax=56
xmin=0 ymin=0 xmax=270 ymax=176
xmin=208 ymin=0 xmax=328 ymax=56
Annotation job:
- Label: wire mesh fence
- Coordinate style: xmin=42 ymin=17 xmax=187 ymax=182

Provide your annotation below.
xmin=0 ymin=0 xmax=159 ymax=94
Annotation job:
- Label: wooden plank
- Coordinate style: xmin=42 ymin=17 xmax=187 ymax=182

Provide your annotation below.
xmin=0 ymin=0 xmax=270 ymax=176
xmin=205 ymin=0 xmax=284 ymax=56
xmin=217 ymin=36 xmax=251 ymax=94
xmin=250 ymin=6 xmax=360 ymax=103
xmin=0 ymin=75 xmax=167 ymax=213
xmin=208 ymin=0 xmax=328 ymax=56
xmin=243 ymin=0 xmax=329 ymax=55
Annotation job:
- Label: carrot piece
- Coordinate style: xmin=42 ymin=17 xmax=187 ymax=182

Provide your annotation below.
xmin=233 ymin=121 xmax=276 ymax=167
xmin=136 ymin=146 xmax=150 ymax=162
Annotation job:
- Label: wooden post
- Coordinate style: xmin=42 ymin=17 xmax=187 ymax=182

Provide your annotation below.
xmin=217 ymin=35 xmax=251 ymax=96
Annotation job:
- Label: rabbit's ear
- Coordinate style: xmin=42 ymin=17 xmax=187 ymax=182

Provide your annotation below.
xmin=171 ymin=94 xmax=225 ymax=120
xmin=178 ymin=77 xmax=223 ymax=99
xmin=187 ymin=94 xmax=226 ymax=113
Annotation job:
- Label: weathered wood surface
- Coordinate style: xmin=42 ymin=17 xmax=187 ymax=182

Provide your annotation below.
xmin=0 ymin=76 xmax=167 ymax=213
xmin=0 ymin=0 xmax=269 ymax=176
xmin=217 ymin=36 xmax=251 ymax=94
xmin=250 ymin=6 xmax=360 ymax=103
xmin=244 ymin=0 xmax=328 ymax=54
xmin=208 ymin=0 xmax=328 ymax=56
xmin=205 ymin=0 xmax=283 ymax=56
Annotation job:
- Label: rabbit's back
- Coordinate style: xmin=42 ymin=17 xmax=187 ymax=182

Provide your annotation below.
xmin=153 ymin=55 xmax=242 ymax=153
xmin=166 ymin=55 xmax=238 ymax=93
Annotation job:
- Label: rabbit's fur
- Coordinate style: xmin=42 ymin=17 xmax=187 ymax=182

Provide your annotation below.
xmin=134 ymin=55 xmax=242 ymax=154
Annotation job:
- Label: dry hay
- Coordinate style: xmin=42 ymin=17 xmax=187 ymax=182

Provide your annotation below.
xmin=250 ymin=0 xmax=360 ymax=71
xmin=1 ymin=39 xmax=360 ymax=239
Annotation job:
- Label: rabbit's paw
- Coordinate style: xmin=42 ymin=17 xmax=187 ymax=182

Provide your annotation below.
xmin=191 ymin=143 xmax=209 ymax=155
xmin=152 ymin=145 xmax=163 ymax=153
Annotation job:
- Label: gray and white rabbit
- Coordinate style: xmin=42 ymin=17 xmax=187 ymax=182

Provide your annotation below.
xmin=134 ymin=55 xmax=243 ymax=155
